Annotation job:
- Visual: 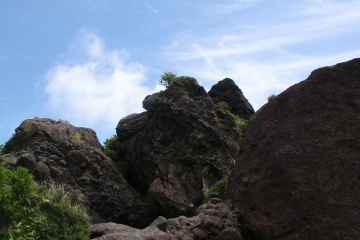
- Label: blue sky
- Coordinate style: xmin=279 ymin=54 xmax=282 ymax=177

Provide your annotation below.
xmin=1 ymin=0 xmax=360 ymax=145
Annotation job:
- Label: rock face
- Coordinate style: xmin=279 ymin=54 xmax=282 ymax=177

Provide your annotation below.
xmin=208 ymin=78 xmax=254 ymax=119
xmin=227 ymin=58 xmax=360 ymax=239
xmin=1 ymin=118 xmax=157 ymax=227
xmin=91 ymin=200 xmax=243 ymax=240
xmin=117 ymin=77 xmax=245 ymax=218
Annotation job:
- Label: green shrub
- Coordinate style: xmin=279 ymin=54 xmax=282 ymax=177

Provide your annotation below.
xmin=103 ymin=135 xmax=130 ymax=177
xmin=0 ymin=144 xmax=3 ymax=155
xmin=172 ymin=76 xmax=196 ymax=86
xmin=217 ymin=102 xmax=248 ymax=135
xmin=268 ymin=94 xmax=277 ymax=102
xmin=204 ymin=176 xmax=228 ymax=203
xmin=0 ymin=162 xmax=90 ymax=240
xmin=159 ymin=71 xmax=177 ymax=88
xmin=158 ymin=76 xmax=197 ymax=100
xmin=217 ymin=101 xmax=231 ymax=111
xmin=103 ymin=135 xmax=120 ymax=161
xmin=38 ymin=184 xmax=90 ymax=240
xmin=229 ymin=113 xmax=248 ymax=135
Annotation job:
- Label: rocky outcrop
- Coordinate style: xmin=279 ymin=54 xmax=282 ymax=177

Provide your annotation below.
xmin=227 ymin=58 xmax=360 ymax=239
xmin=91 ymin=199 xmax=243 ymax=240
xmin=1 ymin=118 xmax=157 ymax=227
xmin=117 ymin=77 xmax=245 ymax=218
xmin=208 ymin=78 xmax=254 ymax=119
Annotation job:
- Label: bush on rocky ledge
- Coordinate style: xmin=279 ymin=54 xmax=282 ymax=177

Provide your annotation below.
xmin=0 ymin=162 xmax=90 ymax=240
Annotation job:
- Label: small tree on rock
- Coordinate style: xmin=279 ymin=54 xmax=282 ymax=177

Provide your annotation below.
xmin=159 ymin=71 xmax=177 ymax=88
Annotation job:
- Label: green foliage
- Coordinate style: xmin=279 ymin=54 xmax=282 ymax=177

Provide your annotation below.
xmin=172 ymin=76 xmax=196 ymax=86
xmin=38 ymin=184 xmax=90 ymax=240
xmin=217 ymin=102 xmax=248 ymax=135
xmin=0 ymin=162 xmax=90 ymax=240
xmin=229 ymin=113 xmax=248 ymax=135
xmin=103 ymin=135 xmax=129 ymax=177
xmin=268 ymin=94 xmax=277 ymax=102
xmin=0 ymin=144 xmax=3 ymax=155
xmin=204 ymin=176 xmax=228 ymax=203
xmin=159 ymin=76 xmax=197 ymax=100
xmin=159 ymin=71 xmax=177 ymax=88
xmin=217 ymin=101 xmax=231 ymax=111
xmin=103 ymin=135 xmax=120 ymax=161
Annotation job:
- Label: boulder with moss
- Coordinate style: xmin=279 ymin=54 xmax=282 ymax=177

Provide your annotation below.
xmin=116 ymin=77 xmax=249 ymax=218
xmin=1 ymin=118 xmax=157 ymax=228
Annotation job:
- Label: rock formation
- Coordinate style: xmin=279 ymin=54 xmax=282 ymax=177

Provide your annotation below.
xmin=116 ymin=77 xmax=246 ymax=218
xmin=91 ymin=199 xmax=243 ymax=240
xmin=208 ymin=78 xmax=254 ymax=119
xmin=227 ymin=58 xmax=360 ymax=239
xmin=1 ymin=118 xmax=157 ymax=227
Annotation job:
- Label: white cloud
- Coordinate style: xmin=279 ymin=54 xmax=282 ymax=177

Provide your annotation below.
xmin=45 ymin=30 xmax=158 ymax=130
xmin=161 ymin=0 xmax=360 ymax=110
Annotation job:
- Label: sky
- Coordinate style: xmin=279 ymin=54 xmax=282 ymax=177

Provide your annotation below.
xmin=1 ymin=0 xmax=360 ymax=145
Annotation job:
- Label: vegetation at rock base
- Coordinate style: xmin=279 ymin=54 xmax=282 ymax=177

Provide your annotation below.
xmin=0 ymin=162 xmax=90 ymax=240
xmin=103 ymin=135 xmax=129 ymax=177
xmin=204 ymin=176 xmax=228 ymax=203
xmin=268 ymin=94 xmax=277 ymax=102
xmin=217 ymin=102 xmax=248 ymax=135
xmin=159 ymin=71 xmax=177 ymax=88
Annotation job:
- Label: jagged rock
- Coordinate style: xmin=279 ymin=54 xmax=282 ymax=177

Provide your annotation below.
xmin=117 ymin=77 xmax=243 ymax=218
xmin=2 ymin=118 xmax=157 ymax=227
xmin=91 ymin=200 xmax=242 ymax=240
xmin=208 ymin=78 xmax=254 ymax=119
xmin=227 ymin=58 xmax=360 ymax=239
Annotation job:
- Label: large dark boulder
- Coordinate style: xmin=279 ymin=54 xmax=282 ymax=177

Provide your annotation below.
xmin=227 ymin=58 xmax=360 ymax=239
xmin=208 ymin=78 xmax=254 ymax=120
xmin=1 ymin=118 xmax=157 ymax=228
xmin=116 ymin=77 xmax=244 ymax=218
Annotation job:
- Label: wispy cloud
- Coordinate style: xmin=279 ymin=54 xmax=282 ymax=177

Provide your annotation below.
xmin=45 ymin=30 xmax=160 ymax=130
xmin=141 ymin=0 xmax=159 ymax=14
xmin=161 ymin=0 xmax=360 ymax=110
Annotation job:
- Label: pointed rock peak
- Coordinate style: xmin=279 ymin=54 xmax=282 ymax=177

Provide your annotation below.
xmin=209 ymin=78 xmax=254 ymax=119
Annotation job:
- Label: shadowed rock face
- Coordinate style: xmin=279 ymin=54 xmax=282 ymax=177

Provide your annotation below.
xmin=1 ymin=118 xmax=157 ymax=228
xmin=208 ymin=78 xmax=254 ymax=120
xmin=227 ymin=58 xmax=360 ymax=239
xmin=117 ymin=77 xmax=244 ymax=218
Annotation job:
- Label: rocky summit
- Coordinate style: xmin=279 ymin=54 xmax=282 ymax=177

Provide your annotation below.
xmin=1 ymin=58 xmax=360 ymax=239
xmin=0 ymin=118 xmax=157 ymax=227
xmin=227 ymin=58 xmax=360 ymax=239
xmin=116 ymin=77 xmax=246 ymax=218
